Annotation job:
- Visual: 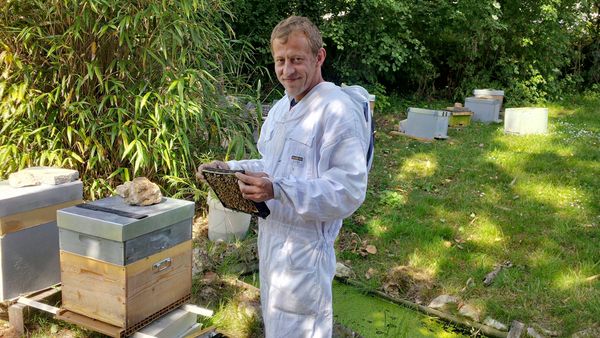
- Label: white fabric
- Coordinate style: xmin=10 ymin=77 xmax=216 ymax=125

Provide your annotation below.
xmin=340 ymin=84 xmax=375 ymax=171
xmin=228 ymin=82 xmax=369 ymax=338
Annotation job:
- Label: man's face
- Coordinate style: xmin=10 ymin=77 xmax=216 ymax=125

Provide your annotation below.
xmin=272 ymin=31 xmax=324 ymax=101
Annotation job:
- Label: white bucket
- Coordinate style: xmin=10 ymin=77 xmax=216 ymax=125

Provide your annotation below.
xmin=368 ymin=94 xmax=376 ymax=114
xmin=207 ymin=193 xmax=251 ymax=242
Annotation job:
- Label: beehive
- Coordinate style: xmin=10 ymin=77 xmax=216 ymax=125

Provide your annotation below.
xmin=465 ymin=97 xmax=501 ymax=123
xmin=57 ymin=196 xmax=194 ymax=330
xmin=0 ymin=180 xmax=82 ymax=301
xmin=473 ymin=89 xmax=505 ymax=111
xmin=399 ymin=108 xmax=449 ymax=140
xmin=446 ymin=107 xmax=474 ymax=127
xmin=504 ymin=107 xmax=548 ymax=135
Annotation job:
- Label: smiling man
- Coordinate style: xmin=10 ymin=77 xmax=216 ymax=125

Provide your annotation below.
xmin=197 ymin=16 xmax=371 ymax=337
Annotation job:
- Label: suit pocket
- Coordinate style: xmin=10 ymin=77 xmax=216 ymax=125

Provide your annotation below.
xmin=285 ymin=134 xmax=314 ymax=178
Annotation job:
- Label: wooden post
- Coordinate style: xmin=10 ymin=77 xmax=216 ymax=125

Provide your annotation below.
xmin=8 ymin=303 xmax=27 ymax=336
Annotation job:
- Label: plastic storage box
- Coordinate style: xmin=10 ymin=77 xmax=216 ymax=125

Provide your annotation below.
xmin=57 ymin=196 xmax=194 ymax=331
xmin=504 ymin=107 xmax=548 ymax=135
xmin=473 ymin=89 xmax=504 ymax=108
xmin=0 ymin=180 xmax=83 ymax=301
xmin=399 ymin=108 xmax=449 ymax=140
xmin=465 ymin=97 xmax=501 ymax=123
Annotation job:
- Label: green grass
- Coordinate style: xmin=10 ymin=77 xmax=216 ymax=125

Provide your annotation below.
xmin=342 ymin=91 xmax=600 ymax=335
xmin=332 ymin=281 xmax=466 ymax=338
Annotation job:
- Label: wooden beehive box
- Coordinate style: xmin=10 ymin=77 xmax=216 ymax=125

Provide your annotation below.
xmin=0 ymin=180 xmax=82 ymax=301
xmin=446 ymin=107 xmax=473 ymax=127
xmin=57 ymin=196 xmax=194 ymax=330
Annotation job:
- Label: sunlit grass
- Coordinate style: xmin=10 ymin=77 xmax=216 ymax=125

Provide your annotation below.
xmin=398 ymin=153 xmax=438 ymax=181
xmin=343 ymin=93 xmax=600 ymax=335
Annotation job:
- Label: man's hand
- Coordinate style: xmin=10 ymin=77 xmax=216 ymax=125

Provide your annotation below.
xmin=235 ymin=171 xmax=274 ymax=202
xmin=195 ymin=160 xmax=229 ymax=183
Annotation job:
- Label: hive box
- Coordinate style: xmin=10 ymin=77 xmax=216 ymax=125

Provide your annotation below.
xmin=399 ymin=108 xmax=449 ymax=140
xmin=445 ymin=107 xmax=473 ymax=128
xmin=473 ymin=89 xmax=505 ymax=111
xmin=465 ymin=97 xmax=501 ymax=123
xmin=57 ymin=196 xmax=195 ymax=329
xmin=504 ymin=107 xmax=548 ymax=135
xmin=0 ymin=180 xmax=82 ymax=301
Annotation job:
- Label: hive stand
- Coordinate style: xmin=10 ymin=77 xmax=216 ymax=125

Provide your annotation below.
xmin=8 ymin=284 xmax=214 ymax=338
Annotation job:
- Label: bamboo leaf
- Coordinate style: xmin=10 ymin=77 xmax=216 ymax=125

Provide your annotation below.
xmin=121 ymin=139 xmax=136 ymax=160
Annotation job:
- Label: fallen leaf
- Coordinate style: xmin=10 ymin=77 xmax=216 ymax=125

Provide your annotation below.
xmin=365 ymin=268 xmax=375 ymax=280
xmin=202 ymin=271 xmax=219 ymax=284
xmin=366 ymin=245 xmax=377 ymax=254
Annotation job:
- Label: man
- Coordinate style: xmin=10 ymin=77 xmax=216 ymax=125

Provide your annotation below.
xmin=197 ymin=16 xmax=370 ymax=337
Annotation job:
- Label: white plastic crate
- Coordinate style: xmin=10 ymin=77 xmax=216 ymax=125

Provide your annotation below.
xmin=504 ymin=107 xmax=548 ymax=135
xmin=399 ymin=108 xmax=449 ymax=140
xmin=465 ymin=97 xmax=501 ymax=123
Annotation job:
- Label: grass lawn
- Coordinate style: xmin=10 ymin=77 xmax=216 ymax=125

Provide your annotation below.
xmin=338 ymin=91 xmax=600 ymax=335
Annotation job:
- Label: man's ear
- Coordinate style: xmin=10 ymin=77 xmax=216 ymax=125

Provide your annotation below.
xmin=316 ymin=48 xmax=326 ymax=66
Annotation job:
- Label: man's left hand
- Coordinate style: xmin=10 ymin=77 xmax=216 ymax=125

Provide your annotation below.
xmin=235 ymin=171 xmax=274 ymax=202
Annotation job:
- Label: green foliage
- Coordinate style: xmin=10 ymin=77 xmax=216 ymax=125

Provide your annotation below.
xmin=0 ymin=0 xmax=258 ymax=199
xmin=319 ymin=0 xmax=425 ymax=86
xmin=230 ymin=0 xmax=598 ymax=103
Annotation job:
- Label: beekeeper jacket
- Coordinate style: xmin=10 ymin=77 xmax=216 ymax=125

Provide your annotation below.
xmin=228 ymin=82 xmax=370 ymax=338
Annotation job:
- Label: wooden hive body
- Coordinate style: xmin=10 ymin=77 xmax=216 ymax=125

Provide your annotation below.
xmin=60 ymin=240 xmax=192 ymax=328
xmin=57 ymin=196 xmax=194 ymax=329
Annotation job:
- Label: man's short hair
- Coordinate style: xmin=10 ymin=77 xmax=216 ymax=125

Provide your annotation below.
xmin=270 ymin=16 xmax=323 ymax=56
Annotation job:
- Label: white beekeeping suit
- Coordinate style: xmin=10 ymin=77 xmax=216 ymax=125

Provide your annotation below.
xmin=228 ymin=81 xmax=370 ymax=337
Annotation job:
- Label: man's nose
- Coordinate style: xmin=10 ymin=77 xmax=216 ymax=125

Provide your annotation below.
xmin=283 ymin=60 xmax=295 ymax=76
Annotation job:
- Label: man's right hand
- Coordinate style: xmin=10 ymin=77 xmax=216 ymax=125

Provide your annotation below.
xmin=195 ymin=160 xmax=229 ymax=183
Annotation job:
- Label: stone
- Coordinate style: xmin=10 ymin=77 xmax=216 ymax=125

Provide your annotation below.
xmin=335 ymin=262 xmax=352 ymax=279
xmin=508 ymin=321 xmax=525 ymax=338
xmin=572 ymin=326 xmax=600 ymax=338
xmin=483 ymin=317 xmax=509 ymax=331
xmin=428 ymin=294 xmax=459 ymax=309
xmin=115 ymin=177 xmax=162 ymax=206
xmin=19 ymin=166 xmax=79 ymax=185
xmin=527 ymin=327 xmax=543 ymax=338
xmin=457 ymin=303 xmax=480 ymax=322
xmin=532 ymin=324 xmax=560 ymax=337
xmin=8 ymin=171 xmax=40 ymax=187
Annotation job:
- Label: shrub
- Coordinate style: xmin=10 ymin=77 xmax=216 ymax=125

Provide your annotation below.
xmin=0 ymin=0 xmax=258 ymax=200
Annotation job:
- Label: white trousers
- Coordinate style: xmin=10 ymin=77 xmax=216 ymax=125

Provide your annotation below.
xmin=258 ymin=219 xmax=336 ymax=338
